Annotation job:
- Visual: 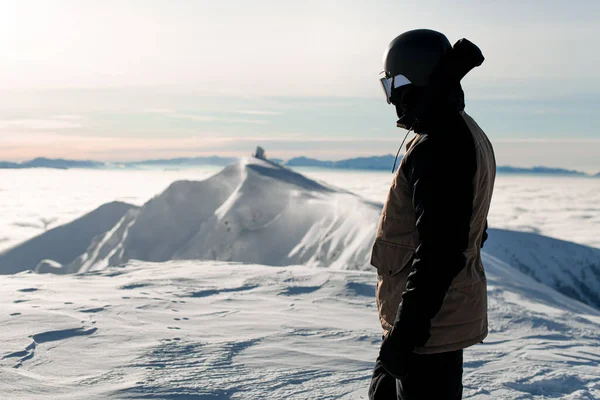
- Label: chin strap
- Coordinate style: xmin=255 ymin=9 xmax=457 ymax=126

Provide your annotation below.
xmin=391 ymin=120 xmax=418 ymax=173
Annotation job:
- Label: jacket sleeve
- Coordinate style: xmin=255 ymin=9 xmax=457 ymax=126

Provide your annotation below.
xmin=481 ymin=220 xmax=488 ymax=248
xmin=395 ymin=135 xmax=476 ymax=347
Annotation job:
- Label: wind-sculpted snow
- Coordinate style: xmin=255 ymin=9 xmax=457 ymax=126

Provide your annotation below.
xmin=59 ymin=158 xmax=381 ymax=272
xmin=1 ymin=259 xmax=599 ymax=399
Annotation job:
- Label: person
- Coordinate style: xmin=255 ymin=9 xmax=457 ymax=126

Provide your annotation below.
xmin=369 ymin=29 xmax=496 ymax=399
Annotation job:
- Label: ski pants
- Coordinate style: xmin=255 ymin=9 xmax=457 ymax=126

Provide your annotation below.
xmin=368 ymin=349 xmax=463 ymax=400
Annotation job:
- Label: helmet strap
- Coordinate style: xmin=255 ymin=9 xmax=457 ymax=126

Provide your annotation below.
xmin=391 ymin=120 xmax=417 ymax=173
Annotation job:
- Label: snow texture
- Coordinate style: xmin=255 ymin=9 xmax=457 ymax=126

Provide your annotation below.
xmin=0 ymin=159 xmax=599 ymax=399
xmin=0 ymin=258 xmax=599 ymax=399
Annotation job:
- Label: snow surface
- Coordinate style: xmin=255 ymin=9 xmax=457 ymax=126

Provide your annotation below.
xmin=1 ymin=257 xmax=599 ymax=399
xmin=1 ymin=159 xmax=600 ymax=399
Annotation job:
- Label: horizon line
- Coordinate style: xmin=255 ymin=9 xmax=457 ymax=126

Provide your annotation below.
xmin=2 ymin=154 xmax=598 ymax=176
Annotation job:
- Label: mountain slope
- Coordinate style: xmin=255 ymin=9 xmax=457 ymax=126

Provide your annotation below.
xmin=66 ymin=158 xmax=380 ymax=272
xmin=483 ymin=229 xmax=600 ymax=309
xmin=0 ymin=202 xmax=137 ymax=274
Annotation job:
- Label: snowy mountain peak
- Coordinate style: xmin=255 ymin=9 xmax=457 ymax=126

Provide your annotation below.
xmin=17 ymin=160 xmax=378 ymax=273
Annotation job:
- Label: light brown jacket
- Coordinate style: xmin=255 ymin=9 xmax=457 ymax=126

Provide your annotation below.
xmin=371 ymin=111 xmax=496 ymax=354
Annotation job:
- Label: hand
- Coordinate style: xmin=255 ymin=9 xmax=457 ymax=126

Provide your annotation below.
xmin=378 ymin=325 xmax=415 ymax=380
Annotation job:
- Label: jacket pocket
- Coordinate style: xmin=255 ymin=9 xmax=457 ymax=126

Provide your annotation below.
xmin=370 ymin=239 xmax=416 ymax=277
xmin=379 ymin=212 xmax=417 ymax=238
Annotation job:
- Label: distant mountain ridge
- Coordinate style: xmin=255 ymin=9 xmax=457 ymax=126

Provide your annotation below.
xmin=285 ymin=155 xmax=399 ymax=171
xmin=285 ymin=156 xmax=596 ymax=176
xmin=495 ymin=165 xmax=588 ymax=176
xmin=0 ymin=155 xmax=597 ymax=176
xmin=123 ymin=156 xmax=238 ymax=167
xmin=0 ymin=157 xmax=105 ymax=169
xmin=0 ymin=156 xmax=282 ymax=169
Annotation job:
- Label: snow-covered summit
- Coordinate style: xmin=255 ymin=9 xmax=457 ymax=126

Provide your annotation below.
xmin=12 ymin=158 xmax=379 ymax=274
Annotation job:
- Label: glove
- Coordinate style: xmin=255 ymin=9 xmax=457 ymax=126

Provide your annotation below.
xmin=378 ymin=302 xmax=432 ymax=380
xmin=377 ymin=323 xmax=416 ymax=380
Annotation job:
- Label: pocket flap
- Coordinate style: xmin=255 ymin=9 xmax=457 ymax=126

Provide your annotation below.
xmin=370 ymin=239 xmax=416 ymax=276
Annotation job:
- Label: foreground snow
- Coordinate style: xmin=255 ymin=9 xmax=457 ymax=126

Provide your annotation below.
xmin=1 ymin=257 xmax=599 ymax=399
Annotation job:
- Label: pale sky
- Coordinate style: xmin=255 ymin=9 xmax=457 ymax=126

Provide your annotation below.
xmin=0 ymin=0 xmax=599 ymax=171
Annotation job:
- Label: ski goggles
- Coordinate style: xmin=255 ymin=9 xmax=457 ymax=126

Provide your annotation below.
xmin=379 ymin=73 xmax=412 ymax=104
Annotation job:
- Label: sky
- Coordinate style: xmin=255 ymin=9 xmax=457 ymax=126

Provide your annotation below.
xmin=0 ymin=0 xmax=599 ymax=171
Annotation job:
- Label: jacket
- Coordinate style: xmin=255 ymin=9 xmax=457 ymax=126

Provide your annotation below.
xmin=371 ymin=109 xmax=496 ymax=354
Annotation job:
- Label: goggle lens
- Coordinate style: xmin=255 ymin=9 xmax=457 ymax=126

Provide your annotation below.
xmin=378 ymin=74 xmax=412 ymax=104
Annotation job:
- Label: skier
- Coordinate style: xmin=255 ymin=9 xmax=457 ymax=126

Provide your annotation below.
xmin=369 ymin=29 xmax=496 ymax=399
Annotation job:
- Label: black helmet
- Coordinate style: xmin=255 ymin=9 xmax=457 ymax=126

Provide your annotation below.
xmin=380 ymin=29 xmax=484 ymax=107
xmin=383 ymin=29 xmax=451 ymax=87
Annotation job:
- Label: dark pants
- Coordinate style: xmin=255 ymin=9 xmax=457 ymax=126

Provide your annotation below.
xmin=369 ymin=350 xmax=463 ymax=400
